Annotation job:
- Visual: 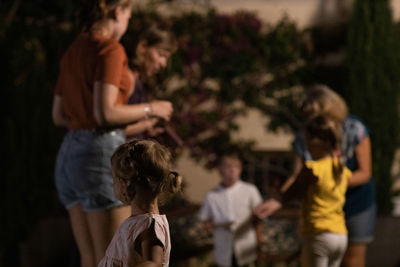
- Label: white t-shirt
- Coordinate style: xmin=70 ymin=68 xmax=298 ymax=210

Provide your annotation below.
xmin=198 ymin=180 xmax=263 ymax=267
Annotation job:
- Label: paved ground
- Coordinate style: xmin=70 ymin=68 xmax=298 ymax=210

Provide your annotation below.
xmin=366 ymin=216 xmax=400 ymax=267
xmin=18 ymin=214 xmax=400 ymax=266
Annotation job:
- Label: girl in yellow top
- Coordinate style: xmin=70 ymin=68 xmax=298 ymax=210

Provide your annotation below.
xmin=256 ymin=115 xmax=352 ymax=267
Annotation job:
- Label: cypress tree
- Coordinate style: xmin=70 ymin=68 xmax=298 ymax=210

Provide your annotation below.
xmin=347 ymin=0 xmax=400 ymax=214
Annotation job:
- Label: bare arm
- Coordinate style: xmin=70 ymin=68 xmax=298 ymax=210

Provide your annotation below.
xmin=280 ymin=155 xmax=303 ymax=193
xmin=254 ymin=165 xmax=317 ymax=219
xmin=283 ymin=165 xmax=317 ymax=200
xmin=254 ymin=216 xmax=263 ymax=249
xmin=125 ymin=118 xmax=165 ymax=137
xmin=254 ymin=154 xmax=303 ymax=219
xmin=254 ymin=216 xmax=267 ymax=262
xmin=253 ymin=198 xmax=282 ymax=219
xmin=253 ymin=156 xmax=302 ymax=219
xmin=347 ymin=137 xmax=372 ymax=187
xmin=134 ymin=226 xmax=164 ymax=267
xmin=52 ymin=95 xmax=69 ymax=127
xmin=140 ymin=239 xmax=163 ymax=266
xmin=93 ymin=81 xmax=173 ymax=126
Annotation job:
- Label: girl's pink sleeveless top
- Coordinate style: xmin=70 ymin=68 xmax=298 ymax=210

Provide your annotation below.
xmin=98 ymin=213 xmax=171 ymax=267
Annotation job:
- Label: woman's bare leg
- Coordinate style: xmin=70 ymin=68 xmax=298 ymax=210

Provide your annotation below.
xmin=87 ymin=205 xmax=131 ymax=264
xmin=342 ymin=243 xmax=367 ymax=267
xmin=68 ymin=204 xmax=96 ymax=267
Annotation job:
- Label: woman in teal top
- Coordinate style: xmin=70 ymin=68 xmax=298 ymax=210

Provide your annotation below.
xmin=255 ymin=85 xmax=376 ymax=267
xmin=293 ymin=88 xmax=376 ymax=267
xmin=294 ymin=115 xmax=376 ymax=239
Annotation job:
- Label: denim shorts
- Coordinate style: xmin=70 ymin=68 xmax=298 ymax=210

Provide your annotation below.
xmin=55 ymin=129 xmax=126 ymax=212
xmin=346 ymin=204 xmax=376 ymax=244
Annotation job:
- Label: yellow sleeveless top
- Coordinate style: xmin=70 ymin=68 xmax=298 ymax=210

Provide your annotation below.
xmin=301 ymin=157 xmax=352 ymax=236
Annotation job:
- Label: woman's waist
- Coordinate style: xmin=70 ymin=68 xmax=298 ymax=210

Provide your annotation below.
xmin=66 ymin=127 xmax=125 ymax=138
xmin=67 ymin=120 xmax=125 ymax=134
xmin=65 ymin=111 xmax=126 ymax=132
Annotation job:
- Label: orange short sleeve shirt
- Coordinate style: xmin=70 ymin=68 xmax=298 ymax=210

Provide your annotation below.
xmin=54 ymin=33 xmax=133 ymax=129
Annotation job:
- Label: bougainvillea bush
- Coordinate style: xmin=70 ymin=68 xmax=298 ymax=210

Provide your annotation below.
xmin=122 ymin=8 xmax=313 ymax=167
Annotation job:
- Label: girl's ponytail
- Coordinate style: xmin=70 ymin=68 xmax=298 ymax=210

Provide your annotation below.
xmin=166 ymin=171 xmax=182 ymax=194
xmin=331 ymin=152 xmax=344 ymax=186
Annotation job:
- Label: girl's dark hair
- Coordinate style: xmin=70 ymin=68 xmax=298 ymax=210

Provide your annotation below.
xmin=122 ymin=25 xmax=176 ymax=69
xmin=111 ymin=139 xmax=181 ymax=202
xmin=304 ymin=115 xmax=344 ymax=185
xmin=78 ymin=0 xmax=132 ymax=32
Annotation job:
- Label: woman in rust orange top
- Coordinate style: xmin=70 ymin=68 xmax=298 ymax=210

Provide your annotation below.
xmin=51 ymin=1 xmax=173 ymax=266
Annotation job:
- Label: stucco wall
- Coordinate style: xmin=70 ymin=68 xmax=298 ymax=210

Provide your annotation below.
xmin=169 ymin=0 xmax=400 ymax=204
xmin=210 ymin=0 xmax=400 ymax=25
xmin=177 ymin=108 xmax=294 ymax=203
xmin=142 ymin=0 xmax=400 ymax=26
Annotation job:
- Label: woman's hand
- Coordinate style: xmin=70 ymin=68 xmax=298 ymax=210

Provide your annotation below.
xmin=253 ymin=198 xmax=282 ymax=219
xmin=145 ymin=118 xmax=165 ymax=137
xmin=150 ymin=101 xmax=173 ymax=121
xmin=125 ymin=118 xmax=166 ymax=138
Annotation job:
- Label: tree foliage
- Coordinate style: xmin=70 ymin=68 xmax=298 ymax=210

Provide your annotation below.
xmin=347 ymin=0 xmax=400 ymax=214
xmin=0 ymin=1 xmax=79 ymax=264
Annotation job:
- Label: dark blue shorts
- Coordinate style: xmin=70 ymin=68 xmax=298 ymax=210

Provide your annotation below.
xmin=346 ymin=204 xmax=376 ymax=244
xmin=55 ymin=129 xmax=126 ymax=212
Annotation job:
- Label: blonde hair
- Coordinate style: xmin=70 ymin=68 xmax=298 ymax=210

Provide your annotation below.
xmin=78 ymin=0 xmax=133 ymax=32
xmin=304 ymin=115 xmax=344 ymax=185
xmin=111 ymin=139 xmax=181 ymax=202
xmin=299 ymin=84 xmax=349 ymax=123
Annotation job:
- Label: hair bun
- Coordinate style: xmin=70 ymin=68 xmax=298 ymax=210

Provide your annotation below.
xmin=167 ymin=171 xmax=182 ymax=194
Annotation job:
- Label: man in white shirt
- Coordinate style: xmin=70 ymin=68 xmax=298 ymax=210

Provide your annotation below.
xmin=198 ymin=152 xmax=263 ymax=267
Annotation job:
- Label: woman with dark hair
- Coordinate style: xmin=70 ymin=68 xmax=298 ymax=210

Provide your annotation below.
xmin=121 ymin=25 xmax=177 ymax=139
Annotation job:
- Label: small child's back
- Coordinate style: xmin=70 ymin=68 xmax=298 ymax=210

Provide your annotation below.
xmin=301 ymin=157 xmax=352 ymax=236
xmin=98 ymin=213 xmax=171 ymax=267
